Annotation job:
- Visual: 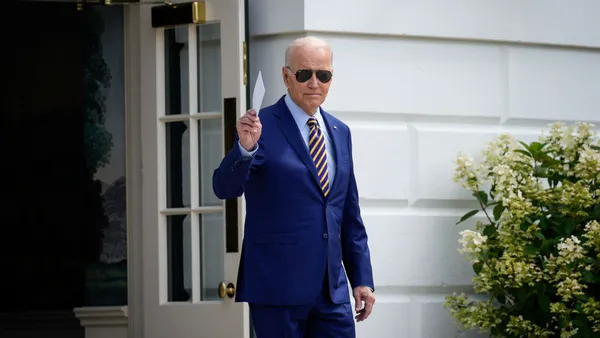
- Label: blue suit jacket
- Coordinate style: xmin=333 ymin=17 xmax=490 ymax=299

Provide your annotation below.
xmin=212 ymin=95 xmax=374 ymax=306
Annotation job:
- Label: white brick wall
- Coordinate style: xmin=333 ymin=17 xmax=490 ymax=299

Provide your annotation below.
xmin=248 ymin=0 xmax=600 ymax=336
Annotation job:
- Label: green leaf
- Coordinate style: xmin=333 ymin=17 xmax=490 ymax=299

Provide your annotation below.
xmin=540 ymin=153 xmax=561 ymax=165
xmin=537 ymin=294 xmax=550 ymax=313
xmin=493 ymin=204 xmax=505 ymax=221
xmin=514 ymin=149 xmax=532 ymax=157
xmin=520 ymin=223 xmax=530 ymax=231
xmin=572 ymin=315 xmax=588 ymax=327
xmin=580 ymin=326 xmax=594 ymax=338
xmin=473 ymin=262 xmax=483 ymax=274
xmin=535 ymin=232 xmax=545 ymax=240
xmin=519 ymin=141 xmax=533 ymax=153
xmin=514 ymin=287 xmax=528 ymax=304
xmin=480 ymin=250 xmax=489 ymax=261
xmin=472 ymin=191 xmax=488 ymax=206
xmin=582 ymin=270 xmax=595 ymax=283
xmin=539 ymin=217 xmax=548 ymax=230
xmin=553 ymin=218 xmax=572 ymax=236
xmin=564 ymin=219 xmax=575 ymax=235
xmin=456 ymin=209 xmax=479 ymax=225
xmin=591 ymin=145 xmax=600 ymax=151
xmin=540 ymin=239 xmax=555 ymax=254
xmin=552 ymin=176 xmax=562 ymax=187
xmin=525 ymin=245 xmax=539 ymax=256
xmin=483 ymin=225 xmax=497 ymax=237
xmin=526 ymin=142 xmax=548 ymax=161
xmin=530 ymin=141 xmax=546 ymax=152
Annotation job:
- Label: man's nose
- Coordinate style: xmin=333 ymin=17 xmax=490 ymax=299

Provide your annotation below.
xmin=307 ymin=73 xmax=319 ymax=87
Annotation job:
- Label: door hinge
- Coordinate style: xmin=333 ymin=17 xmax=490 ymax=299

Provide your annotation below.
xmin=243 ymin=41 xmax=248 ymax=86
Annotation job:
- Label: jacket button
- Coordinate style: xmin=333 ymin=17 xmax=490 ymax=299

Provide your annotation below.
xmin=323 ymin=233 xmax=328 ymax=239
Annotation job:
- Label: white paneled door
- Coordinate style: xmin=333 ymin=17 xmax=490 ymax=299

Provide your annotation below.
xmin=133 ymin=1 xmax=248 ymax=337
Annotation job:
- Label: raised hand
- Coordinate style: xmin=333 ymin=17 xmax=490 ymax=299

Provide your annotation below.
xmin=237 ymin=109 xmax=262 ymax=152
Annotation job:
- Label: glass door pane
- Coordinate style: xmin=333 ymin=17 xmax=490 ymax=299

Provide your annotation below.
xmin=161 ymin=23 xmax=224 ymax=303
xmin=197 ymin=23 xmax=222 ymax=113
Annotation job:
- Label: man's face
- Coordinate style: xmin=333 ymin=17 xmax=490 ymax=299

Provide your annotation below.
xmin=282 ymin=46 xmax=333 ymax=115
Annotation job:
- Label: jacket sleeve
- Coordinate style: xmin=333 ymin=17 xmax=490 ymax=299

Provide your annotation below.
xmin=212 ymin=133 xmax=264 ymax=200
xmin=341 ymin=128 xmax=375 ymax=291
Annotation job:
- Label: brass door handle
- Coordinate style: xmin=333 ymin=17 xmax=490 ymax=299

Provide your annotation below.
xmin=218 ymin=282 xmax=235 ymax=299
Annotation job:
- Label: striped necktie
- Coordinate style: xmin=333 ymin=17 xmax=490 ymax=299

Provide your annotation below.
xmin=307 ymin=117 xmax=330 ymax=196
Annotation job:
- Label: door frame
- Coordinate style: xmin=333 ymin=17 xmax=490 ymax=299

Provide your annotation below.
xmin=123 ymin=4 xmax=146 ymax=338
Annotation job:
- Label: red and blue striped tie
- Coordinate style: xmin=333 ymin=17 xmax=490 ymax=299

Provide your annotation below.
xmin=307 ymin=117 xmax=330 ymax=196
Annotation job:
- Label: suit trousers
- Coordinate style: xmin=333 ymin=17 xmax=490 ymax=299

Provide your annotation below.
xmin=249 ymin=274 xmax=355 ymax=338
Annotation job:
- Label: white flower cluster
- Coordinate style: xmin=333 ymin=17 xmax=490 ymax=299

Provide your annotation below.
xmin=453 ymin=152 xmax=480 ymax=191
xmin=458 ymin=229 xmax=487 ymax=256
xmin=583 ymin=220 xmax=600 ymax=258
xmin=573 ymin=144 xmax=600 ymax=180
xmin=542 ymin=122 xmax=599 ymax=173
xmin=557 ymin=236 xmax=585 ymax=260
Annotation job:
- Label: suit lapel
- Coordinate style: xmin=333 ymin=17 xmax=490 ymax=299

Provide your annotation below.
xmin=274 ymin=97 xmax=321 ymax=189
xmin=321 ymin=110 xmax=343 ymax=196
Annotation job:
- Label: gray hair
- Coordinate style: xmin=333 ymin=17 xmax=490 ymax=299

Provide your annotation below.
xmin=284 ymin=36 xmax=333 ymax=67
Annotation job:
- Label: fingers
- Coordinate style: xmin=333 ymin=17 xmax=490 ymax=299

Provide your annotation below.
xmin=245 ymin=109 xmax=258 ymax=118
xmin=237 ymin=109 xmax=261 ymax=133
xmin=354 ymin=293 xmax=363 ymax=313
xmin=359 ymin=294 xmax=375 ymax=322
xmin=244 ymin=109 xmax=260 ymax=124
xmin=238 ymin=116 xmax=260 ymax=129
xmin=353 ymin=288 xmax=375 ymax=322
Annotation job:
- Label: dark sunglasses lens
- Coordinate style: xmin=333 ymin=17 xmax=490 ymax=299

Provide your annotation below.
xmin=294 ymin=70 xmax=332 ymax=83
xmin=316 ymin=70 xmax=332 ymax=83
xmin=295 ymin=70 xmax=313 ymax=82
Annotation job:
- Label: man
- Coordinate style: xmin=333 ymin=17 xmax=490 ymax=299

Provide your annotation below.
xmin=212 ymin=36 xmax=375 ymax=338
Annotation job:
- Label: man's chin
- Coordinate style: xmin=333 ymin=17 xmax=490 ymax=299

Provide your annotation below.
xmin=303 ymin=105 xmax=321 ymax=114
xmin=305 ymin=98 xmax=322 ymax=105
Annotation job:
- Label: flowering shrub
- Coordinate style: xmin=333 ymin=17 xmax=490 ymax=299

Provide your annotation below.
xmin=444 ymin=122 xmax=600 ymax=337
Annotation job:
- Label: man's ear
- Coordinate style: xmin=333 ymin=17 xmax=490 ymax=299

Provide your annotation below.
xmin=282 ymin=66 xmax=290 ymax=87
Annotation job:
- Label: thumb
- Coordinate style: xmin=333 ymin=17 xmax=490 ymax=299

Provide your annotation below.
xmin=354 ymin=293 xmax=363 ymax=312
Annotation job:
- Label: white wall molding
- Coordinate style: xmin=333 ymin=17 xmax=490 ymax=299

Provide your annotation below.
xmin=304 ymin=0 xmax=600 ymax=49
xmin=256 ymin=30 xmax=600 ymax=52
xmin=249 ymin=0 xmax=600 ymax=49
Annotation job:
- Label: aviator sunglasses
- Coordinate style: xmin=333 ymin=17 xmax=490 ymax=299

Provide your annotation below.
xmin=286 ymin=66 xmax=333 ymax=83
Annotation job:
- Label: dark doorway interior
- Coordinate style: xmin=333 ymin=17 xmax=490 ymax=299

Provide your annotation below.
xmin=0 ymin=1 xmax=117 ymax=337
